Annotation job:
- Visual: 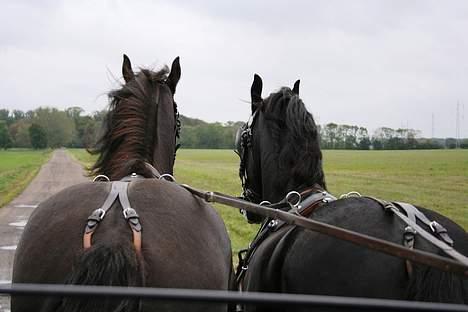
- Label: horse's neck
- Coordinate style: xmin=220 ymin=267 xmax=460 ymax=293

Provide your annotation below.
xmin=260 ymin=160 xmax=296 ymax=203
xmin=260 ymin=157 xmax=325 ymax=203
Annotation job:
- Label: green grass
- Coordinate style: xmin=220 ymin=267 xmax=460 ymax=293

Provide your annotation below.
xmin=68 ymin=148 xmax=95 ymax=168
xmin=0 ymin=149 xmax=52 ymax=207
xmin=174 ymin=150 xmax=260 ymax=256
xmin=322 ymin=150 xmax=468 ymax=229
xmin=68 ymin=149 xmax=468 ymax=258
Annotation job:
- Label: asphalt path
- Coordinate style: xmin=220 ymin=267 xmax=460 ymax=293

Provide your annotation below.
xmin=0 ymin=149 xmax=88 ymax=311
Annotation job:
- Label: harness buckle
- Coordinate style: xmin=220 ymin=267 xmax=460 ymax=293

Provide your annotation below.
xmin=123 ymin=207 xmax=139 ymax=220
xmin=90 ymin=208 xmax=106 ymax=221
xmin=429 ymin=221 xmax=441 ymax=233
xmin=404 ymin=225 xmax=417 ymax=236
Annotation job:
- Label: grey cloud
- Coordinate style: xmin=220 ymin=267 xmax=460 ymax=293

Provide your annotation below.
xmin=1 ymin=0 xmax=467 ymax=138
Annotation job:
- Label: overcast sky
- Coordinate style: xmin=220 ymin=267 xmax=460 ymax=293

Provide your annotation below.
xmin=1 ymin=0 xmax=467 ymax=138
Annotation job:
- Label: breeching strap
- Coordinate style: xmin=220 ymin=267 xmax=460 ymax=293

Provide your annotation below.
xmin=180 ymin=184 xmax=468 ymax=277
xmin=83 ymin=181 xmax=142 ymax=254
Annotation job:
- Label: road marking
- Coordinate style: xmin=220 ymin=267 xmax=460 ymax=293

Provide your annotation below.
xmin=8 ymin=221 xmax=27 ymax=227
xmin=0 ymin=246 xmax=16 ymax=251
xmin=14 ymin=204 xmax=38 ymax=208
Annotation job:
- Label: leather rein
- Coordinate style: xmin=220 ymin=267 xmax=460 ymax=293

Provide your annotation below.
xmin=82 ymin=164 xmax=468 ymax=277
xmin=178 ymin=183 xmax=468 ymax=278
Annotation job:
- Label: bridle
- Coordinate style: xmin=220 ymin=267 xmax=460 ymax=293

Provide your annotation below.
xmin=235 ymin=106 xmax=262 ymax=204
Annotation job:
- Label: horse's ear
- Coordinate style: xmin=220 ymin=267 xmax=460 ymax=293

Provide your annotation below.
xmin=251 ymin=73 xmax=263 ymax=112
xmin=167 ymin=56 xmax=181 ymax=94
xmin=292 ymin=79 xmax=300 ymax=95
xmin=122 ymin=54 xmax=135 ymax=83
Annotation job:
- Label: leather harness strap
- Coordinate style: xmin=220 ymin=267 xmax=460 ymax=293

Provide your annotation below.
xmin=398 ymin=203 xmax=417 ymax=277
xmin=392 ymin=201 xmax=455 ymax=278
xmin=366 ymin=197 xmax=466 ymax=264
xmin=236 ymin=187 xmax=336 ymax=284
xmin=296 ymin=188 xmax=337 ymax=216
xmin=83 ymin=182 xmax=121 ymax=250
xmin=395 ymin=202 xmax=454 ymax=246
xmin=268 ymin=188 xmax=336 ymax=232
xmin=83 ymin=181 xmax=142 ymax=254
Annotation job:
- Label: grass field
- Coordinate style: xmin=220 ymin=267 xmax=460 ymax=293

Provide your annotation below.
xmin=68 ymin=148 xmax=468 ymax=257
xmin=0 ymin=149 xmax=52 ymax=207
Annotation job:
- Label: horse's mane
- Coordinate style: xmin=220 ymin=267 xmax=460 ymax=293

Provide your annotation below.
xmin=263 ymin=87 xmax=326 ymax=190
xmin=89 ymin=67 xmax=171 ymax=180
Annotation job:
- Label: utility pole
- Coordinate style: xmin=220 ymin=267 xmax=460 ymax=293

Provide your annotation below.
xmin=431 ymin=113 xmax=435 ymax=139
xmin=456 ymin=102 xmax=460 ymax=149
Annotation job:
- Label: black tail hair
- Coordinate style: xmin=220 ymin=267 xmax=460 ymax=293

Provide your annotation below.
xmin=58 ymin=241 xmax=144 ymax=312
xmin=406 ymin=261 xmax=468 ymax=303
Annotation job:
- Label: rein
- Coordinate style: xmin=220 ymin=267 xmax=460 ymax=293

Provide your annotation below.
xmin=179 ymin=183 xmax=468 ymax=278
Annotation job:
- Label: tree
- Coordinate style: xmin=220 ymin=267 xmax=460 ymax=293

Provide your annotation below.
xmin=12 ymin=110 xmax=25 ymax=122
xmin=0 ymin=121 xmax=12 ymax=149
xmin=371 ymin=138 xmax=383 ymax=150
xmin=29 ymin=123 xmax=48 ymax=149
xmin=33 ymin=107 xmax=75 ymax=147
xmin=8 ymin=119 xmax=31 ymax=147
xmin=358 ymin=137 xmax=371 ymax=150
xmin=323 ymin=123 xmax=338 ymax=149
xmin=0 ymin=109 xmax=10 ymax=122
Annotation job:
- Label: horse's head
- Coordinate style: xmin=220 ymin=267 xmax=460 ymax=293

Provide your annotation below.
xmin=236 ymin=74 xmax=326 ymax=221
xmin=91 ymin=54 xmax=181 ymax=180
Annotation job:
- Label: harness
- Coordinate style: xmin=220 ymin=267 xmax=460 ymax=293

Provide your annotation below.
xmin=235 ymin=189 xmax=458 ymax=286
xmin=83 ymin=173 xmax=144 ymax=254
xmin=235 ymin=108 xmax=262 ymax=204
xmin=236 ymin=186 xmax=336 ymax=286
xmin=231 ymin=104 xmax=468 ymax=288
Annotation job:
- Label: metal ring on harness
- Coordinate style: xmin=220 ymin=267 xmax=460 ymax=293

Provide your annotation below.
xmin=241 ymin=200 xmax=271 ymax=219
xmin=159 ymin=173 xmax=176 ymax=182
xmin=285 ymin=191 xmax=301 ymax=207
xmin=93 ymin=174 xmax=110 ymax=182
xmin=340 ymin=191 xmax=362 ymax=199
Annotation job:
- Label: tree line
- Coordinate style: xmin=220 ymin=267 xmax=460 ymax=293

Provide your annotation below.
xmin=0 ymin=107 xmax=466 ymax=150
xmin=318 ymin=123 xmax=468 ymax=150
xmin=0 ymin=107 xmax=104 ymax=149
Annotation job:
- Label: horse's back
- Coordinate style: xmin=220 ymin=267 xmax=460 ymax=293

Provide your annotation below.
xmin=128 ymin=179 xmax=232 ymax=289
xmin=285 ymin=197 xmax=467 ymax=301
xmin=13 ymin=179 xmax=232 ymax=311
xmin=244 ymin=197 xmax=468 ymax=309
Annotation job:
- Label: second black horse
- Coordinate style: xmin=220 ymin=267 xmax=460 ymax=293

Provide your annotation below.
xmin=235 ymin=74 xmax=468 ymax=311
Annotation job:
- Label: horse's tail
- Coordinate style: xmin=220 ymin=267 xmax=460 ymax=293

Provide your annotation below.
xmin=406 ymin=256 xmax=468 ymax=303
xmin=59 ymin=240 xmax=144 ymax=312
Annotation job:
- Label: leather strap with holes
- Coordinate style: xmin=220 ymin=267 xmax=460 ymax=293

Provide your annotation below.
xmin=83 ymin=180 xmax=142 ymax=254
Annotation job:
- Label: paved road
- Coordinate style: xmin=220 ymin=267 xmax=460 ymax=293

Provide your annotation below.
xmin=0 ymin=149 xmax=88 ymax=311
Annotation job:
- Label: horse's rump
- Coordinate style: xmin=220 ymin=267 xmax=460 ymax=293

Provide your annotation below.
xmin=12 ymin=179 xmax=232 ymax=311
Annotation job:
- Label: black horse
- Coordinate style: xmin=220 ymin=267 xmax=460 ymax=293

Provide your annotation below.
xmin=12 ymin=55 xmax=233 ymax=312
xmin=235 ymin=74 xmax=468 ymax=311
